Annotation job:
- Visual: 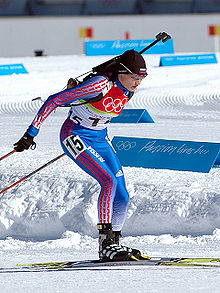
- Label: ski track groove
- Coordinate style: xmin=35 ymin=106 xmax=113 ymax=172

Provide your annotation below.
xmin=1 ymin=92 xmax=220 ymax=114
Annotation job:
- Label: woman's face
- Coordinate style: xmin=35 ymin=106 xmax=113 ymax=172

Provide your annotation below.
xmin=118 ymin=74 xmax=143 ymax=92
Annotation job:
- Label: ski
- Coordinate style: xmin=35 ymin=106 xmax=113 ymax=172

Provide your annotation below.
xmin=16 ymin=257 xmax=220 ymax=271
xmin=0 ymin=257 xmax=219 ymax=274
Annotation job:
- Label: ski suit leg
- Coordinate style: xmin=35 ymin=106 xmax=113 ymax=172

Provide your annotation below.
xmin=93 ymin=139 xmax=130 ymax=231
xmin=60 ymin=119 xmax=118 ymax=224
xmin=60 ymin=118 xmax=129 ymax=230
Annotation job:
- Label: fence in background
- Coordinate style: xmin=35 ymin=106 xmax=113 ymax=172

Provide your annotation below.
xmin=1 ymin=0 xmax=220 ymax=16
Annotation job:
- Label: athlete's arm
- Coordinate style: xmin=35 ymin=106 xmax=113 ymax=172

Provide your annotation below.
xmin=27 ymin=76 xmax=109 ymax=137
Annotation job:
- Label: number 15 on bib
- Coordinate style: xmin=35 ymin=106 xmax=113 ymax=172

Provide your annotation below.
xmin=63 ymin=135 xmax=87 ymax=159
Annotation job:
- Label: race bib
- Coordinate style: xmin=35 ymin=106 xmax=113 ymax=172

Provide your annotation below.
xmin=63 ymin=135 xmax=87 ymax=159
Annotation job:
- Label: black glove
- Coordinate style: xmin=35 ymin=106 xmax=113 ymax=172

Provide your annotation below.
xmin=14 ymin=132 xmax=36 ymax=152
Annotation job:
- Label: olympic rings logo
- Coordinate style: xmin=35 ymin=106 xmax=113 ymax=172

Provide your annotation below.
xmin=116 ymin=141 xmax=137 ymax=151
xmin=102 ymin=97 xmax=127 ymax=113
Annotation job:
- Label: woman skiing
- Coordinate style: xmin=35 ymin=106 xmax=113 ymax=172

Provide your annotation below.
xmin=14 ymin=49 xmax=148 ymax=262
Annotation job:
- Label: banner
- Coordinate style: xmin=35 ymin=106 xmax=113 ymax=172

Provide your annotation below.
xmin=0 ymin=64 xmax=28 ymax=76
xmin=111 ymin=109 xmax=154 ymax=123
xmin=209 ymin=25 xmax=220 ymax=35
xmin=160 ymin=54 xmax=217 ymax=66
xmin=85 ymin=39 xmax=174 ymax=56
xmin=214 ymin=153 xmax=220 ymax=166
xmin=112 ymin=136 xmax=220 ymax=173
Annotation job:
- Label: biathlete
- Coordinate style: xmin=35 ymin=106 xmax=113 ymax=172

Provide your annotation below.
xmin=14 ymin=49 xmax=148 ymax=262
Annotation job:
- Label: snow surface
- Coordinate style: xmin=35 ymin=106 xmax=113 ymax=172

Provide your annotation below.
xmin=0 ymin=53 xmax=220 ymax=292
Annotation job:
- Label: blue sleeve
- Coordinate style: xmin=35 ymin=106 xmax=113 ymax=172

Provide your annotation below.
xmin=26 ymin=75 xmax=108 ymax=137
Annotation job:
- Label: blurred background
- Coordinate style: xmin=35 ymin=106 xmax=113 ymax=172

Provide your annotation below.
xmin=0 ymin=0 xmax=220 ymax=57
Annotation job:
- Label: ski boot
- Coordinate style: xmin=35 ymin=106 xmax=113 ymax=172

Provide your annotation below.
xmin=98 ymin=223 xmax=149 ymax=262
xmin=113 ymin=230 xmax=150 ymax=260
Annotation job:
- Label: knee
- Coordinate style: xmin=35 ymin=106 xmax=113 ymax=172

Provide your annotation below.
xmin=116 ymin=186 xmax=130 ymax=205
xmin=115 ymin=177 xmax=129 ymax=203
xmin=102 ymin=174 xmax=118 ymax=191
xmin=122 ymin=191 xmax=130 ymax=205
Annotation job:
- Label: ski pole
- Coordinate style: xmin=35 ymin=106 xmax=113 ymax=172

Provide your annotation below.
xmin=0 ymin=150 xmax=16 ymax=161
xmin=139 ymin=32 xmax=171 ymax=54
xmin=0 ymin=153 xmax=66 ymax=195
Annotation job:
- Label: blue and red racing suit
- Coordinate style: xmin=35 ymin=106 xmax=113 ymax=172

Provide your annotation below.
xmin=27 ymin=75 xmax=132 ymax=231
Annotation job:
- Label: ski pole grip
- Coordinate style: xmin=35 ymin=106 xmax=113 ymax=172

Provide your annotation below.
xmin=162 ymin=35 xmax=171 ymax=43
xmin=156 ymin=32 xmax=171 ymax=43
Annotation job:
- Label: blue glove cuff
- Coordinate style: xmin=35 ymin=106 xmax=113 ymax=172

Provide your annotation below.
xmin=27 ymin=125 xmax=39 ymax=137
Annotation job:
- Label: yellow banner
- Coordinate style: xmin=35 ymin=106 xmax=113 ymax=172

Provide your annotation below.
xmin=215 ymin=25 xmax=220 ymax=35
xmin=79 ymin=27 xmax=87 ymax=38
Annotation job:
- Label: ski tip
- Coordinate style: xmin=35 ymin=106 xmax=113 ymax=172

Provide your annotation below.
xmin=130 ymin=254 xmax=151 ymax=261
xmin=130 ymin=255 xmax=140 ymax=261
xmin=140 ymin=254 xmax=151 ymax=260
